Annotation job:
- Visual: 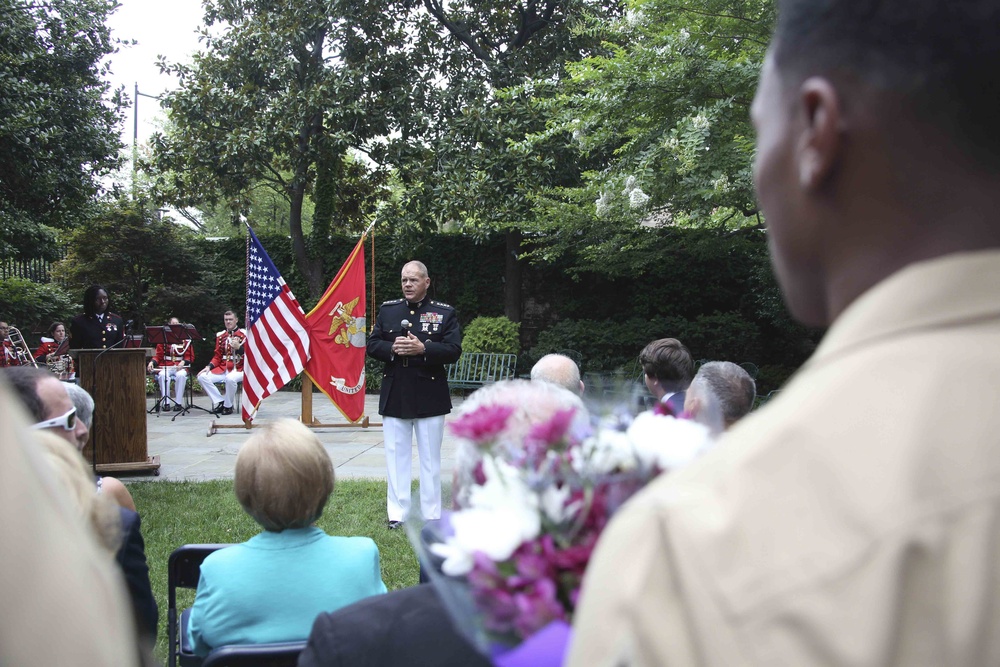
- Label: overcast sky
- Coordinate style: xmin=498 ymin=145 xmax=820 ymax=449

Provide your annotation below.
xmin=104 ymin=0 xmax=206 ymax=146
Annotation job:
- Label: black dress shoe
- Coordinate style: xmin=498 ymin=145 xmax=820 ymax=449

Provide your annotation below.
xmin=213 ymin=402 xmax=224 ymax=414
xmin=387 ymin=520 xmax=404 ymax=530
xmin=222 ymin=406 xmax=234 ymax=415
xmin=172 ymin=404 xmax=183 ymax=412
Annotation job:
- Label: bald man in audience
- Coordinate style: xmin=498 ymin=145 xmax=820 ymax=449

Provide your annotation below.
xmin=530 ymin=353 xmax=584 ymax=396
xmin=683 ymin=361 xmax=756 ymax=431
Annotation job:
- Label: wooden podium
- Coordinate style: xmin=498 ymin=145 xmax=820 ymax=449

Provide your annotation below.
xmin=75 ymin=348 xmax=160 ymax=475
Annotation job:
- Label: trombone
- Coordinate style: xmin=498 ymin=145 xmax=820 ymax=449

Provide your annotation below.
xmin=7 ymin=326 xmax=39 ymax=368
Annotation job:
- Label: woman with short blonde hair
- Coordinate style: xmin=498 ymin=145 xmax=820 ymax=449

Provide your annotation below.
xmin=188 ymin=419 xmax=387 ymax=656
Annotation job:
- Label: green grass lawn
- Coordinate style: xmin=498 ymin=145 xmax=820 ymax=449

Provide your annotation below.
xmin=130 ymin=478 xmax=432 ymax=662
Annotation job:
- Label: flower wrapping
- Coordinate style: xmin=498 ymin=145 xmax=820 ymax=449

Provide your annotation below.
xmin=419 ymin=380 xmax=713 ymax=657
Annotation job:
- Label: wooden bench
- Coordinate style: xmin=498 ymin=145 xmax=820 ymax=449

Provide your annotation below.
xmin=447 ymin=352 xmax=517 ymax=391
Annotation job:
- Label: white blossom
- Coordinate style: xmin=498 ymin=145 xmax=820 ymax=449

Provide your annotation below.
xmin=627 ymin=412 xmax=713 ymax=470
xmin=629 ymin=188 xmax=651 ymax=209
xmin=691 ymin=114 xmax=710 ymax=131
xmin=595 ymin=191 xmax=612 ymax=217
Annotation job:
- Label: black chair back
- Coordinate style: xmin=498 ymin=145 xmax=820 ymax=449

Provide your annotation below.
xmin=168 ymin=544 xmax=232 ymax=667
xmin=201 ymin=641 xmax=307 ymax=667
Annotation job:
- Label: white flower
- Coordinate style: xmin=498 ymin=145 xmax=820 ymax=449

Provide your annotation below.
xmin=691 ymin=114 xmax=710 ymax=131
xmin=629 ymin=188 xmax=651 ymax=209
xmin=679 ymin=28 xmax=690 ymax=41
xmin=539 ymin=484 xmax=580 ymax=523
xmin=573 ymin=429 xmax=637 ymax=475
xmin=627 ymin=412 xmax=713 ymax=470
xmin=595 ymin=191 xmax=612 ymax=218
xmin=621 ymin=175 xmax=637 ymax=196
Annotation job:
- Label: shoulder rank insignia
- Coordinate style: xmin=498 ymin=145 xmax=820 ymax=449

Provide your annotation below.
xmin=430 ymin=300 xmax=453 ymax=309
xmin=381 ymin=298 xmax=404 ymax=305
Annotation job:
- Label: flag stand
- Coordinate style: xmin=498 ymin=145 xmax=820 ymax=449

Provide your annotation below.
xmin=299 ymin=375 xmax=381 ymax=429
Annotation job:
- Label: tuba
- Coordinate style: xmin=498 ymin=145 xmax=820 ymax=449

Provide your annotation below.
xmin=7 ymin=326 xmax=39 ymax=368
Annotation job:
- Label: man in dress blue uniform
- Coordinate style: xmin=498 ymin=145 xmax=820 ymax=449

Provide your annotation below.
xmin=69 ymin=285 xmax=126 ymax=350
xmin=367 ymin=261 xmax=462 ymax=528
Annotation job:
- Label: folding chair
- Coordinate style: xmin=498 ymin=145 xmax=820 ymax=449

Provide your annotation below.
xmin=168 ymin=544 xmax=232 ymax=667
xmin=201 ymin=641 xmax=307 ymax=667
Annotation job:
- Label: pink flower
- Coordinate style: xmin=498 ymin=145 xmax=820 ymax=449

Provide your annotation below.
xmin=527 ymin=407 xmax=577 ymax=448
xmin=512 ymin=578 xmax=567 ymax=638
xmin=450 ymin=404 xmax=515 ymax=444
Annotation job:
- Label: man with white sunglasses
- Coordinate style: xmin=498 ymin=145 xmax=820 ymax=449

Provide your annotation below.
xmin=3 ymin=366 xmax=89 ymax=447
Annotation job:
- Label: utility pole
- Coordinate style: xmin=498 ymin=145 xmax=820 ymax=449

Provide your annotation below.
xmin=132 ymin=83 xmax=163 ymax=198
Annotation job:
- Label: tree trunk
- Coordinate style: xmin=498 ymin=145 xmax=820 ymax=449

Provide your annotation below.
xmin=504 ymin=228 xmax=522 ymax=323
xmin=288 ymin=182 xmax=324 ymax=299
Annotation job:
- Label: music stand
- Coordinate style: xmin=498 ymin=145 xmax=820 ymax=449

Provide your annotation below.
xmin=146 ymin=324 xmax=210 ymax=419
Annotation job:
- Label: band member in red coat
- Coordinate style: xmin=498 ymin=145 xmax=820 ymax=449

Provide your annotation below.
xmin=197 ymin=311 xmax=247 ymax=416
xmin=147 ymin=317 xmax=195 ymax=411
xmin=0 ymin=321 xmax=20 ymax=368
xmin=34 ymin=321 xmax=74 ymax=380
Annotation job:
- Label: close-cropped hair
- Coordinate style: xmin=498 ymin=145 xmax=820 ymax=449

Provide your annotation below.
xmin=403 ymin=260 xmax=429 ymax=277
xmin=639 ymin=338 xmax=694 ymax=391
xmin=65 ymin=383 xmax=96 ymax=430
xmin=773 ymin=0 xmax=1000 ymax=171
xmin=223 ymin=310 xmax=236 ymax=318
xmin=82 ymin=284 xmax=108 ymax=316
xmin=234 ymin=419 xmax=335 ymax=532
xmin=34 ymin=431 xmax=122 ymax=556
xmin=2 ymin=366 xmax=51 ymax=421
xmin=690 ymin=361 xmax=756 ymax=426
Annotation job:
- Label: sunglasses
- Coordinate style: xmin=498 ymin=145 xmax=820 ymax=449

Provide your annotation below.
xmin=32 ymin=407 xmax=77 ymax=432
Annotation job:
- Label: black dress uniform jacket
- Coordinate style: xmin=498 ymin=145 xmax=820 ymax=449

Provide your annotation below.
xmin=367 ymin=298 xmax=462 ymax=419
xmin=69 ymin=312 xmax=125 ymax=349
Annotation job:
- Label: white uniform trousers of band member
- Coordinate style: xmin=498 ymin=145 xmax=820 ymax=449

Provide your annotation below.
xmin=383 ymin=415 xmax=445 ymax=522
xmin=154 ymin=367 xmax=187 ymax=405
xmin=197 ymin=369 xmax=243 ymax=408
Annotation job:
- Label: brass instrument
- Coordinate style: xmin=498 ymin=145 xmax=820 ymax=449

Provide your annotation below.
xmin=7 ymin=326 xmax=39 ymax=368
xmin=226 ymin=330 xmax=244 ymax=363
xmin=46 ymin=336 xmax=74 ymax=380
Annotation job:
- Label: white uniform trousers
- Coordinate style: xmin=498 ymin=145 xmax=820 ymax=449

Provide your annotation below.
xmin=198 ymin=369 xmax=243 ymax=408
xmin=154 ymin=367 xmax=187 ymax=405
xmin=383 ymin=415 xmax=445 ymax=522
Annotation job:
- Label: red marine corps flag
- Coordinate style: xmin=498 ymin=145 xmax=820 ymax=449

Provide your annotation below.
xmin=241 ymin=227 xmax=311 ymax=422
xmin=303 ymin=235 xmax=367 ymax=422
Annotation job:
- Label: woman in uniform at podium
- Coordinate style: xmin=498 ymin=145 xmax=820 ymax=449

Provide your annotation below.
xmin=69 ymin=285 xmax=125 ymax=349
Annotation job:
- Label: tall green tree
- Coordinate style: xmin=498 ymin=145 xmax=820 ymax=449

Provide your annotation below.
xmin=0 ymin=0 xmax=126 ymax=261
xmin=149 ymin=0 xmax=437 ymax=299
xmin=519 ymin=0 xmax=773 ymax=273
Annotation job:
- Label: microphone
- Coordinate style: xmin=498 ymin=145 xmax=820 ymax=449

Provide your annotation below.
xmin=401 ymin=320 xmax=412 ymax=366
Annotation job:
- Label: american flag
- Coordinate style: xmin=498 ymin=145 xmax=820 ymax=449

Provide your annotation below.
xmin=241 ymin=228 xmax=311 ymax=422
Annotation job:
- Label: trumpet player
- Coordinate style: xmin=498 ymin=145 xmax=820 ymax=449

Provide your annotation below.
xmin=198 ymin=310 xmax=246 ymax=416
xmin=148 ymin=317 xmax=194 ymax=411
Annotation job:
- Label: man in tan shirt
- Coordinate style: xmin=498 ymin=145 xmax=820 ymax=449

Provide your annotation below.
xmin=568 ymin=1 xmax=1000 ymax=665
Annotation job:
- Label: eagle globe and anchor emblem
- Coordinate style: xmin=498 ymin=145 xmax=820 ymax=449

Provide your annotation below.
xmin=326 ymin=297 xmax=366 ymax=395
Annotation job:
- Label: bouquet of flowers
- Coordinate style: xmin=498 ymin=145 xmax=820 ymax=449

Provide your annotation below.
xmin=420 ymin=380 xmax=713 ymax=662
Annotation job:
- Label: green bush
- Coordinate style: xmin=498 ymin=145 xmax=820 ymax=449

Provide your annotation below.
xmin=461 ymin=316 xmax=520 ymax=355
xmin=0 ymin=277 xmax=77 ymax=331
xmin=529 ymin=311 xmax=761 ymax=376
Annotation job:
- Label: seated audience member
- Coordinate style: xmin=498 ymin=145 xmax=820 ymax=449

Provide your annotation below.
xmin=33 ymin=431 xmax=122 ymax=556
xmin=638 ymin=337 xmax=694 ymax=414
xmin=569 ymin=1 xmax=1000 ymax=664
xmin=530 ymin=353 xmax=585 ymax=395
xmin=64 ymin=381 xmax=137 ymax=513
xmin=6 ymin=367 xmax=156 ymax=639
xmin=187 ymin=419 xmax=387 ymax=656
xmin=0 ymin=378 xmax=137 ymax=666
xmin=299 ymin=584 xmax=491 ymax=667
xmin=683 ymin=361 xmax=756 ymax=432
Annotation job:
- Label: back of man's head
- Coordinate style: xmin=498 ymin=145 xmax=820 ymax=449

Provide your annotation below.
xmin=639 ymin=338 xmax=694 ymax=392
xmin=772 ymin=0 xmax=1000 ymax=172
xmin=686 ymin=362 xmax=756 ymax=429
xmin=531 ymin=354 xmax=584 ymax=396
xmin=2 ymin=366 xmax=50 ymax=422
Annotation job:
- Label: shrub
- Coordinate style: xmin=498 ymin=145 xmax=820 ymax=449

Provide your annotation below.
xmin=0 ymin=277 xmax=77 ymax=332
xmin=461 ymin=316 xmax=520 ymax=355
